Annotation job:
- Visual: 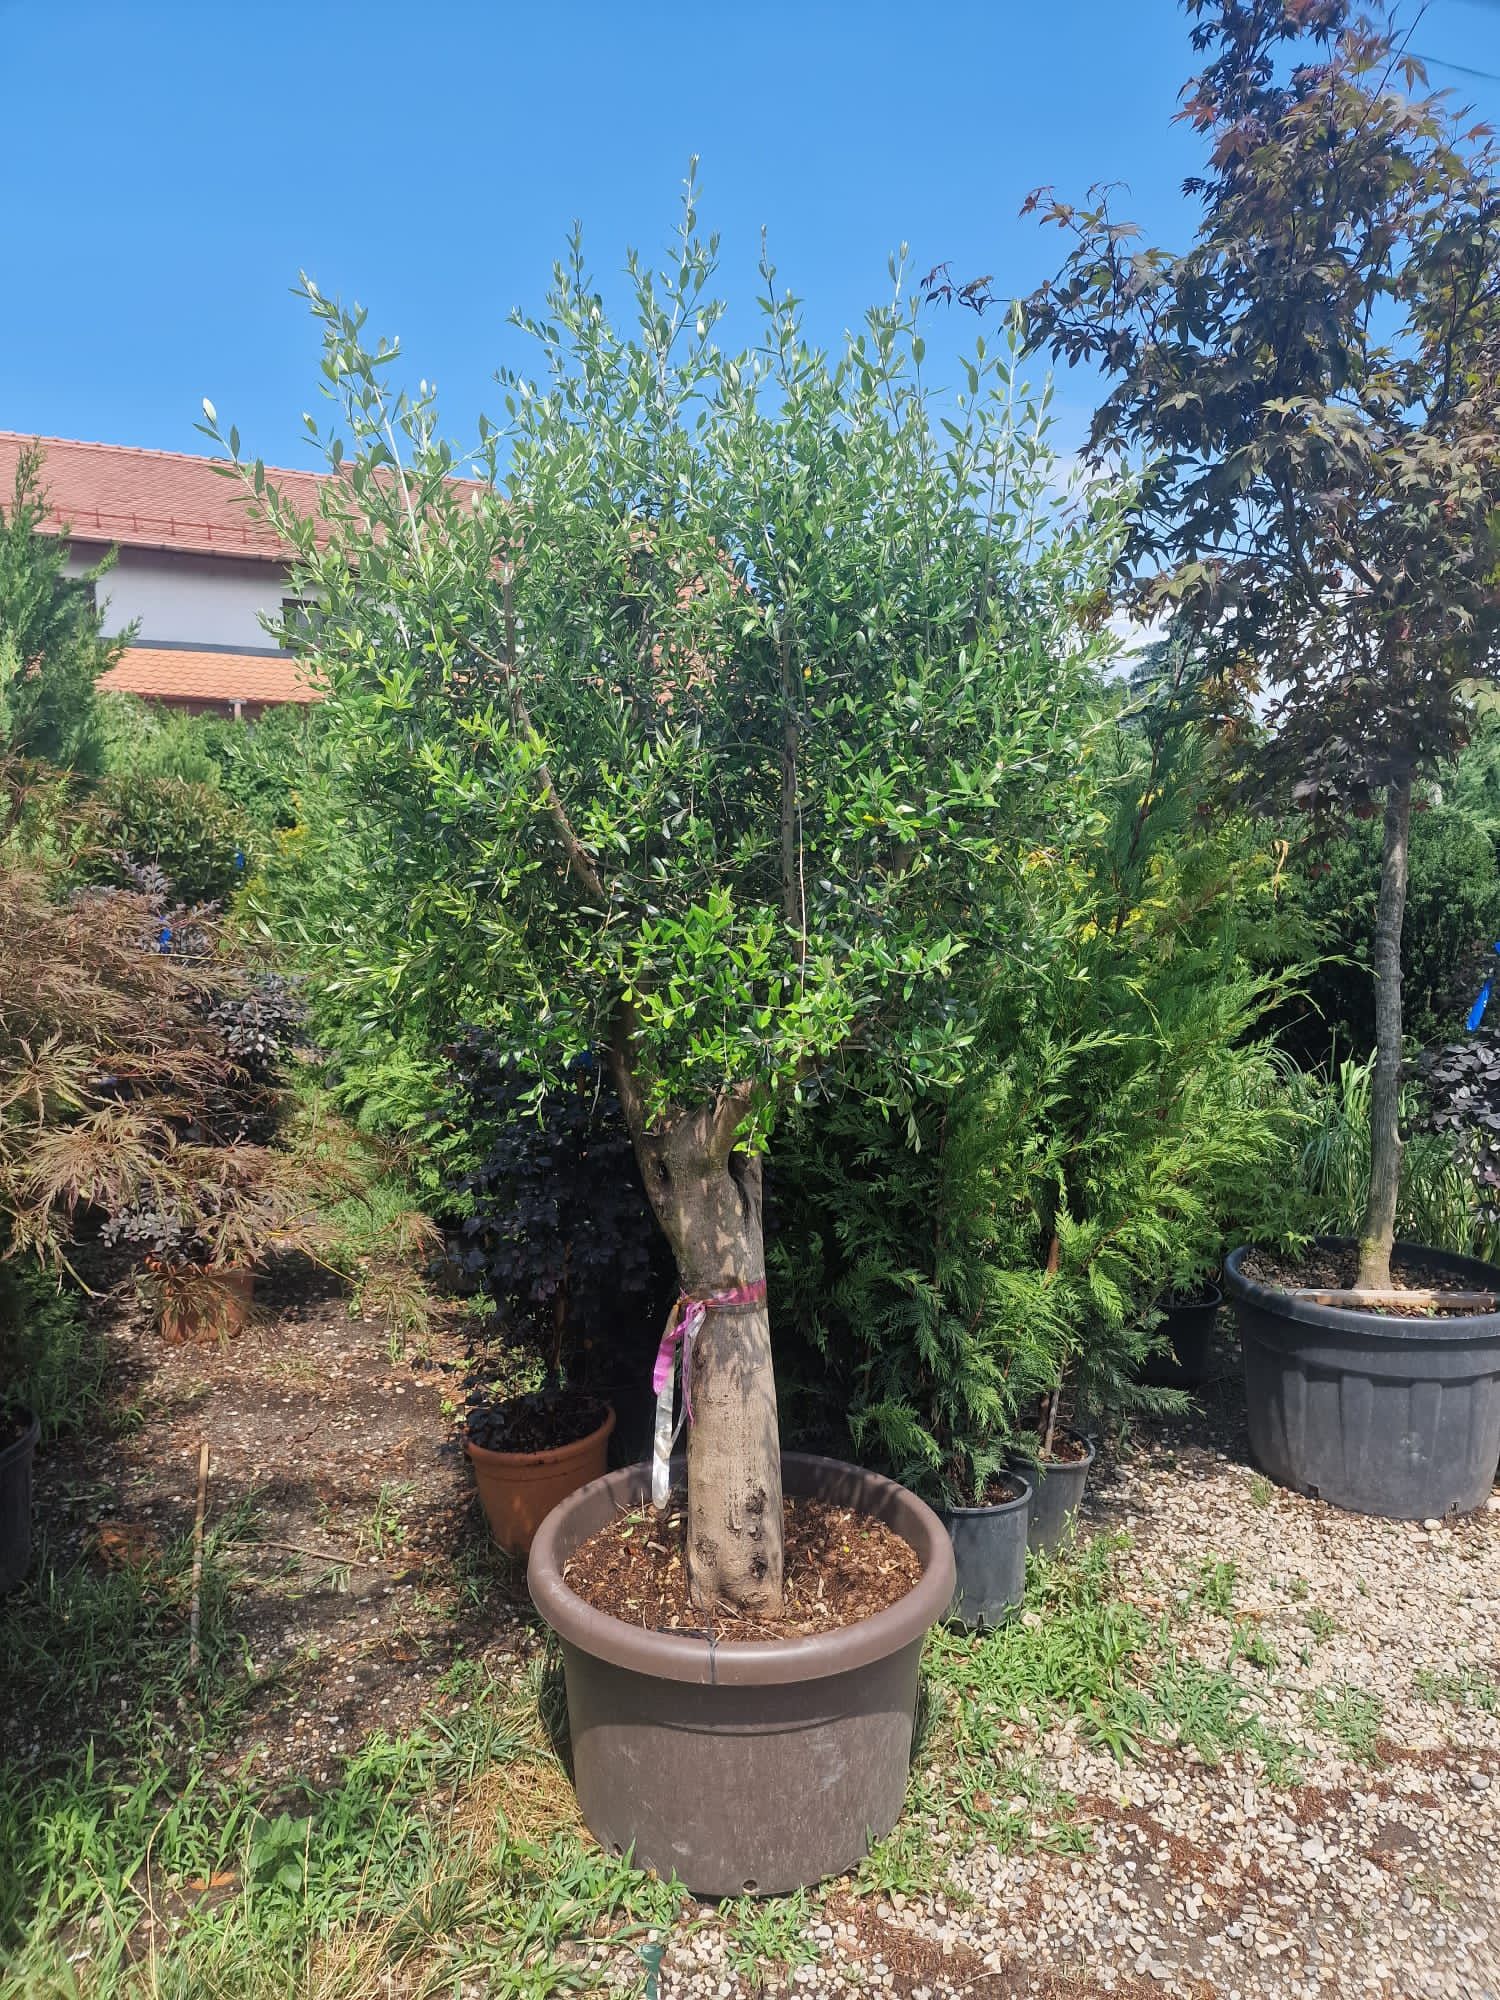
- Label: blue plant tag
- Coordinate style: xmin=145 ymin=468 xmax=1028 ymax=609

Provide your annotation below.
xmin=1468 ymin=943 xmax=1500 ymax=1032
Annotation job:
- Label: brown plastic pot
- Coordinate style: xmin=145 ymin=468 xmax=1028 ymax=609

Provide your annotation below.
xmin=527 ymin=1452 xmax=956 ymax=1897
xmin=468 ymin=1404 xmax=616 ymax=1559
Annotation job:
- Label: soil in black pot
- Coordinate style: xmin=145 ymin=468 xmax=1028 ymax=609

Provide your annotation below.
xmin=1243 ymin=1245 xmax=1488 ymax=1315
xmin=0 ymin=1409 xmax=26 ymax=1454
xmin=563 ymin=1494 xmax=922 ymax=1642
xmin=466 ymin=1389 xmax=610 ymax=1455
xmin=967 ymin=1472 xmax=1027 ymax=1508
xmin=1028 ymin=1431 xmax=1089 ymax=1465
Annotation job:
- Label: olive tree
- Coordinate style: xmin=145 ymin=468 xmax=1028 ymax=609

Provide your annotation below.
xmin=1019 ymin=0 xmax=1500 ymax=1290
xmin=206 ymin=185 xmax=1118 ymax=1609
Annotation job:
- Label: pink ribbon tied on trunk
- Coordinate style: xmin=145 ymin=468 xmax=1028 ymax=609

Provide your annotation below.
xmin=650 ymin=1278 xmax=767 ymax=1508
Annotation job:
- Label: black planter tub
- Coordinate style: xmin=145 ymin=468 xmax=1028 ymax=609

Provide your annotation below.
xmin=1143 ymin=1284 xmax=1222 ymax=1390
xmin=942 ymin=1472 xmax=1031 ymax=1629
xmin=527 ymin=1452 xmax=955 ymax=1897
xmin=1224 ymin=1242 xmax=1500 ymax=1520
xmin=1006 ymin=1429 xmax=1096 ymax=1555
xmin=0 ymin=1407 xmax=40 ymax=1595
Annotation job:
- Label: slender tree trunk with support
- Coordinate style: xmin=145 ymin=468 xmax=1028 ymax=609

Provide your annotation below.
xmin=1358 ymin=770 xmax=1413 ymax=1291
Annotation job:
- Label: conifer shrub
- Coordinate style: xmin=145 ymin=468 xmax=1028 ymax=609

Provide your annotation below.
xmin=770 ymin=719 xmax=1299 ymax=1504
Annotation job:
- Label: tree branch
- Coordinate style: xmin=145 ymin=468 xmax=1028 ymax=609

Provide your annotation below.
xmin=463 ymin=581 xmax=610 ymax=909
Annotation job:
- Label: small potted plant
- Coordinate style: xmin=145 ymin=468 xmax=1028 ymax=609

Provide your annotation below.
xmin=938 ymin=1457 xmax=1033 ymax=1630
xmin=1142 ymin=1273 xmax=1224 ymax=1391
xmin=1007 ymin=1383 xmax=1096 ymax=1556
xmin=452 ymin=1044 xmax=671 ymax=1558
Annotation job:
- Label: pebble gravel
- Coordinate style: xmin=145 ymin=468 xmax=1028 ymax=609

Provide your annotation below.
xmin=636 ymin=1408 xmax=1500 ymax=2000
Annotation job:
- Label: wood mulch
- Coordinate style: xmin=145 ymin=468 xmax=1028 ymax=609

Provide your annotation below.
xmin=1242 ymin=1244 xmax=1487 ymax=1314
xmin=562 ymin=1493 xmax=923 ymax=1642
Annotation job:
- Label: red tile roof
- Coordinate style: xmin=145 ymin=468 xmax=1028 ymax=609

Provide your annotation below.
xmin=0 ymin=432 xmax=328 ymax=562
xmin=101 ymin=648 xmax=323 ymax=707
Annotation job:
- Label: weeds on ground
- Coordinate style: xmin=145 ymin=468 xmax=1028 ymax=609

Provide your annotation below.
xmin=0 ymin=1606 xmax=680 ymax=1999
xmin=1307 ymin=1686 xmax=1387 ymax=1763
xmin=1413 ymin=1664 xmax=1500 ymax=1714
xmin=718 ymin=1889 xmax=823 ymax=1989
xmin=2 ymin=1511 xmax=1347 ymax=1994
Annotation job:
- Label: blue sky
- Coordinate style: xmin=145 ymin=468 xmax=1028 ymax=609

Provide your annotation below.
xmin=4 ymin=0 xmax=1499 ymax=468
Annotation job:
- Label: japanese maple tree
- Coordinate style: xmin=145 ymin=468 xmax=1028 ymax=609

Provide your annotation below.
xmin=1022 ymin=0 xmax=1500 ymax=1288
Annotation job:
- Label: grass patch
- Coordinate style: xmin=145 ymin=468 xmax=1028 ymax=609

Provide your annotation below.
xmin=0 ymin=1505 xmax=1315 ymax=1990
xmin=0 ymin=1632 xmax=680 ymax=1999
xmin=1307 ymin=1686 xmax=1386 ymax=1763
xmin=1413 ymin=1664 xmax=1500 ymax=1714
xmin=920 ymin=1535 xmax=1298 ymax=1779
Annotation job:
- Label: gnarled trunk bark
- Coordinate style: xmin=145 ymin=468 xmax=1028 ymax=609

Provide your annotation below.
xmin=633 ymin=1101 xmax=784 ymax=1613
xmin=1357 ymin=771 xmax=1413 ymax=1291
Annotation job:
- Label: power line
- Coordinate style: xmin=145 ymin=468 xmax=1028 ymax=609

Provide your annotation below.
xmin=1412 ymin=47 xmax=1500 ymax=79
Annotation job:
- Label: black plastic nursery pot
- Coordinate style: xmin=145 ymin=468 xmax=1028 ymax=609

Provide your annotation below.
xmin=941 ymin=1474 xmax=1032 ymax=1630
xmin=1006 ymin=1430 xmax=1096 ymax=1556
xmin=1143 ymin=1285 xmax=1223 ymax=1390
xmin=0 ymin=1407 xmax=40 ymax=1595
xmin=527 ymin=1452 xmax=956 ymax=1898
xmin=1224 ymin=1241 xmax=1500 ymax=1521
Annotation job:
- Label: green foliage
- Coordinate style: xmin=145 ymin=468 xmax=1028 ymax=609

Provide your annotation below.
xmin=1294 ymin=804 xmax=1500 ymax=1056
xmin=772 ymin=714 xmax=1300 ymax=1502
xmin=1274 ymin=1054 xmax=1498 ymax=1263
xmin=1021 ymin=0 xmax=1500 ymax=1277
xmin=0 ymin=1261 xmax=105 ymax=1437
xmin=79 ymin=773 xmax=248 ymax=905
xmin=97 ymin=692 xmax=230 ymax=787
xmin=204 ymin=182 xmax=1122 ymax=1161
xmin=0 ymin=446 xmax=126 ymax=773
xmin=99 ymin=694 xmax=325 ymax=836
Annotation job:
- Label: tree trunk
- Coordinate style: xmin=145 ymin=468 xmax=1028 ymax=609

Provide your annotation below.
xmin=634 ymin=1102 xmax=784 ymax=1613
xmin=1357 ymin=771 xmax=1413 ymax=1291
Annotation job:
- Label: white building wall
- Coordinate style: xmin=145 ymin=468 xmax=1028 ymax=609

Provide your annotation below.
xmin=65 ymin=542 xmax=289 ymax=651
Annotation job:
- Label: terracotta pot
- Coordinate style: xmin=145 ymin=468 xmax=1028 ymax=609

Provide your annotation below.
xmin=467 ymin=1404 xmax=616 ymax=1559
xmin=528 ymin=1452 xmax=955 ymax=1897
xmin=156 ymin=1266 xmax=255 ymax=1345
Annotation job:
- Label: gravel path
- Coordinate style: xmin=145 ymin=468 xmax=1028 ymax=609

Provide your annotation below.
xmin=643 ymin=1399 xmax=1500 ymax=2000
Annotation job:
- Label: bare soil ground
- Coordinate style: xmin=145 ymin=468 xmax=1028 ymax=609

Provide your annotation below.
xmin=3 ymin=1262 xmax=533 ymax=1791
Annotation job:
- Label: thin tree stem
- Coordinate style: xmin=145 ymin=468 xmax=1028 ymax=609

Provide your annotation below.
xmin=1358 ymin=769 xmax=1413 ymax=1289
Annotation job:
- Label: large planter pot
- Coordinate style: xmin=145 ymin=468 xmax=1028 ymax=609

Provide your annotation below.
xmin=942 ymin=1474 xmax=1031 ymax=1630
xmin=467 ymin=1404 xmax=616 ymax=1560
xmin=0 ymin=1408 xmax=40 ymax=1595
xmin=527 ymin=1452 xmax=956 ymax=1897
xmin=1143 ymin=1284 xmax=1222 ymax=1390
xmin=1224 ymin=1241 xmax=1500 ymax=1520
xmin=1007 ymin=1430 xmax=1096 ymax=1556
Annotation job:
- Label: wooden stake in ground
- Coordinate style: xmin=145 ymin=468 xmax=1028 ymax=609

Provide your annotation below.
xmin=189 ymin=1440 xmax=210 ymax=1669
